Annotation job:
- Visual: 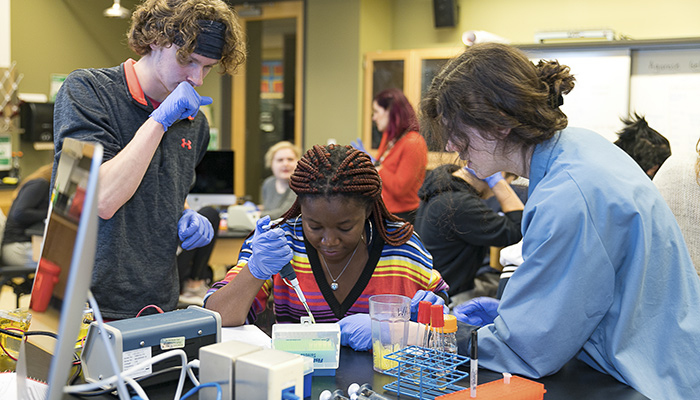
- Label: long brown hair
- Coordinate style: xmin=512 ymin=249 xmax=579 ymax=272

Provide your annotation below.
xmin=281 ymin=144 xmax=413 ymax=246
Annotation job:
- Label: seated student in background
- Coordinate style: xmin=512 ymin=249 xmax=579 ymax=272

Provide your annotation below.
xmin=613 ymin=113 xmax=671 ymax=179
xmin=1 ymin=164 xmax=52 ymax=266
xmin=260 ymin=141 xmax=301 ymax=219
xmin=653 ymin=137 xmax=700 ymax=275
xmin=421 ymin=42 xmax=700 ymax=399
xmin=204 ymin=144 xmax=448 ymax=350
xmin=414 ymin=164 xmax=523 ymax=306
xmin=178 ymin=206 xmax=221 ymax=305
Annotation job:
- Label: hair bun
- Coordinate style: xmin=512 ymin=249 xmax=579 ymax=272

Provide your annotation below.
xmin=535 ymin=60 xmax=575 ymax=109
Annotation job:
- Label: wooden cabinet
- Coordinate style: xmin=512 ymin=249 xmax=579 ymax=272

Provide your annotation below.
xmin=363 ymin=47 xmax=463 ymax=165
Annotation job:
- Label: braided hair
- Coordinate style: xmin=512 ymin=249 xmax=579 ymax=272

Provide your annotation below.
xmin=279 ymin=144 xmax=413 ymax=246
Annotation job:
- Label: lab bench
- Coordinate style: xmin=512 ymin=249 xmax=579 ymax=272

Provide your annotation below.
xmin=12 ymin=340 xmax=648 ymax=400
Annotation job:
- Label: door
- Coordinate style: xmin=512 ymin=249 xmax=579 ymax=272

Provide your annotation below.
xmin=231 ymin=1 xmax=304 ymax=201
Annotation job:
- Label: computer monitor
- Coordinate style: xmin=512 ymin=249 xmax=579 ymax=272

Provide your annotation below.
xmin=22 ymin=138 xmax=102 ymax=400
xmin=186 ymin=150 xmax=236 ymax=211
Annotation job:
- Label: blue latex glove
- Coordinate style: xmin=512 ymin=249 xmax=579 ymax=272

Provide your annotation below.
xmin=178 ymin=209 xmax=214 ymax=250
xmin=350 ymin=138 xmax=377 ymax=164
xmin=410 ymin=290 xmax=447 ymax=321
xmin=453 ymin=297 xmax=500 ymax=326
xmin=247 ymin=215 xmax=293 ymax=280
xmin=465 ymin=167 xmax=504 ymax=189
xmin=150 ymin=81 xmax=213 ymax=131
xmin=484 ymin=171 xmax=504 ymax=188
xmin=338 ymin=313 xmax=372 ymax=351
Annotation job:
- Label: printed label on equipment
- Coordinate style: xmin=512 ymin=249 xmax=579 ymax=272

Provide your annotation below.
xmin=123 ymin=347 xmax=152 ymax=378
xmin=160 ymin=336 xmax=186 ymax=350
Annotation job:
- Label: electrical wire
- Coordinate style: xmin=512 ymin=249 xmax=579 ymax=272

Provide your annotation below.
xmin=83 ymin=291 xmax=130 ymax=400
xmin=0 ymin=327 xmax=61 ymax=360
xmin=135 ymin=304 xmax=165 ymax=317
xmin=186 ymin=359 xmax=200 ymax=387
xmin=64 ymin=348 xmax=188 ymax=400
xmin=180 ymin=382 xmax=222 ymax=400
xmin=69 ymin=366 xmax=184 ymax=397
xmin=124 ymin=376 xmax=150 ymax=400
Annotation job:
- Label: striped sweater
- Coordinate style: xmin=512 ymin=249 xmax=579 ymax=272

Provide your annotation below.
xmin=204 ymin=216 xmax=448 ymax=324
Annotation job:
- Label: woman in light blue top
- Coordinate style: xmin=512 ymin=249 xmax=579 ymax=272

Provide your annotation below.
xmin=421 ymin=42 xmax=700 ymax=400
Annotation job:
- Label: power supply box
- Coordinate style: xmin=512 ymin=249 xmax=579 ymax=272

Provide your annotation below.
xmin=81 ymin=306 xmax=221 ymax=385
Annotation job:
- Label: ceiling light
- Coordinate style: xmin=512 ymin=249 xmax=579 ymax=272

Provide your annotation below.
xmin=103 ymin=0 xmax=131 ymax=19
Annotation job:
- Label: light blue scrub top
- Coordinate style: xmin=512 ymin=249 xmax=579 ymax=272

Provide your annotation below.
xmin=478 ymin=127 xmax=700 ymax=399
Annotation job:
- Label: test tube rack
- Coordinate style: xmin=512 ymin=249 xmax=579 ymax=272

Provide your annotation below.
xmin=381 ymin=346 xmax=470 ymax=400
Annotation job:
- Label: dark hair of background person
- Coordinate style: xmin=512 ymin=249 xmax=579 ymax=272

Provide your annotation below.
xmin=614 ymin=113 xmax=671 ymax=178
xmin=420 ymin=43 xmax=575 ymax=158
xmin=374 ymin=88 xmax=420 ymax=143
xmin=280 ymin=144 xmax=412 ymax=246
xmin=128 ymin=0 xmax=246 ymax=74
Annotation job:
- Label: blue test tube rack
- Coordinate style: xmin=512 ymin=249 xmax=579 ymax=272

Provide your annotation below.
xmin=381 ymin=346 xmax=470 ymax=399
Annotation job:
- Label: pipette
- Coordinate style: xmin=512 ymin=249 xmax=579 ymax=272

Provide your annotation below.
xmin=263 ymin=221 xmax=315 ymax=323
xmin=280 ymin=262 xmax=315 ymax=323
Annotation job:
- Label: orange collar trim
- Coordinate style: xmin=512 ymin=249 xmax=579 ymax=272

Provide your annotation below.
xmin=124 ymin=58 xmax=148 ymax=106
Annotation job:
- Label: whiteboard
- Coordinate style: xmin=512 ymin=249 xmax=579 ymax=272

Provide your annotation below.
xmin=524 ymin=49 xmax=632 ymax=142
xmin=630 ymin=49 xmax=700 ymax=156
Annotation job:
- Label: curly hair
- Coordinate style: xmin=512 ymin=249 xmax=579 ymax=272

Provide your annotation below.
xmin=420 ymin=43 xmax=575 ymax=156
xmin=279 ymin=144 xmax=413 ymax=246
xmin=127 ymin=0 xmax=246 ymax=74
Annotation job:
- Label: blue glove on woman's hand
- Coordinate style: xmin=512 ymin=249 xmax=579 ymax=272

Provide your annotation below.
xmin=351 ymin=138 xmax=377 ymax=164
xmin=150 ymin=81 xmax=213 ymax=131
xmin=410 ymin=290 xmax=447 ymax=321
xmin=178 ymin=209 xmax=214 ymax=250
xmin=465 ymin=167 xmax=504 ymax=189
xmin=338 ymin=313 xmax=372 ymax=351
xmin=453 ymin=297 xmax=500 ymax=326
xmin=247 ymin=215 xmax=293 ymax=280
xmin=483 ymin=171 xmax=504 ymax=188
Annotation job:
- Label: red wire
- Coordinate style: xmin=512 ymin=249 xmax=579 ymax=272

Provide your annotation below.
xmin=135 ymin=304 xmax=165 ymax=318
xmin=0 ymin=327 xmax=26 ymax=361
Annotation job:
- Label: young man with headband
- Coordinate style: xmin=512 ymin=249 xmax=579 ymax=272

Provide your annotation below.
xmin=52 ymin=0 xmax=246 ymax=319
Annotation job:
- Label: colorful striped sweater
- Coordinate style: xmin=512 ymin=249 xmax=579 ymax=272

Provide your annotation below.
xmin=203 ymin=216 xmax=449 ymax=324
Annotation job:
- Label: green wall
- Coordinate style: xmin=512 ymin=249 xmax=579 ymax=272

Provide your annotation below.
xmin=10 ymin=0 xmax=700 ymax=168
xmin=303 ymin=0 xmax=362 ymax=149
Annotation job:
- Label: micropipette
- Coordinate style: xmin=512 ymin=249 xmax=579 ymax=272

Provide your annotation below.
xmin=263 ymin=222 xmax=315 ymax=323
xmin=280 ymin=262 xmax=315 ymax=323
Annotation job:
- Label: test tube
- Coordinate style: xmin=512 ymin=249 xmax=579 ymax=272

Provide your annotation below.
xmin=417 ymin=301 xmax=432 ymax=348
xmin=430 ymin=304 xmax=445 ymax=351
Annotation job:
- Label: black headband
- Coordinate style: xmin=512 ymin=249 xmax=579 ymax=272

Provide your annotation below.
xmin=174 ymin=20 xmax=226 ymax=60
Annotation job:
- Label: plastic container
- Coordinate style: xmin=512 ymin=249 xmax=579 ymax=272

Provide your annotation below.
xmin=29 ymin=258 xmax=61 ymax=312
xmin=302 ymin=355 xmax=314 ymax=398
xmin=272 ymin=318 xmax=341 ymax=376
xmin=443 ymin=314 xmax=458 ymax=354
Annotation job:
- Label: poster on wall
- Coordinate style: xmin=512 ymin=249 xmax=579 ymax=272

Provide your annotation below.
xmin=525 ymin=49 xmax=632 ymax=142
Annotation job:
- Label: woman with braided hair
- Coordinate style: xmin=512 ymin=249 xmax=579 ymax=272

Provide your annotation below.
xmin=421 ymin=43 xmax=700 ymax=399
xmin=204 ymin=144 xmax=449 ymax=350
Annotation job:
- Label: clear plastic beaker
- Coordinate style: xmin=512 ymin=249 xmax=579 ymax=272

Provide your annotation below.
xmin=369 ymin=294 xmax=410 ymax=372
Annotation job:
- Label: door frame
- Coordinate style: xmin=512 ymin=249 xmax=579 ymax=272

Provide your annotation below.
xmin=231 ymin=1 xmax=304 ymax=197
